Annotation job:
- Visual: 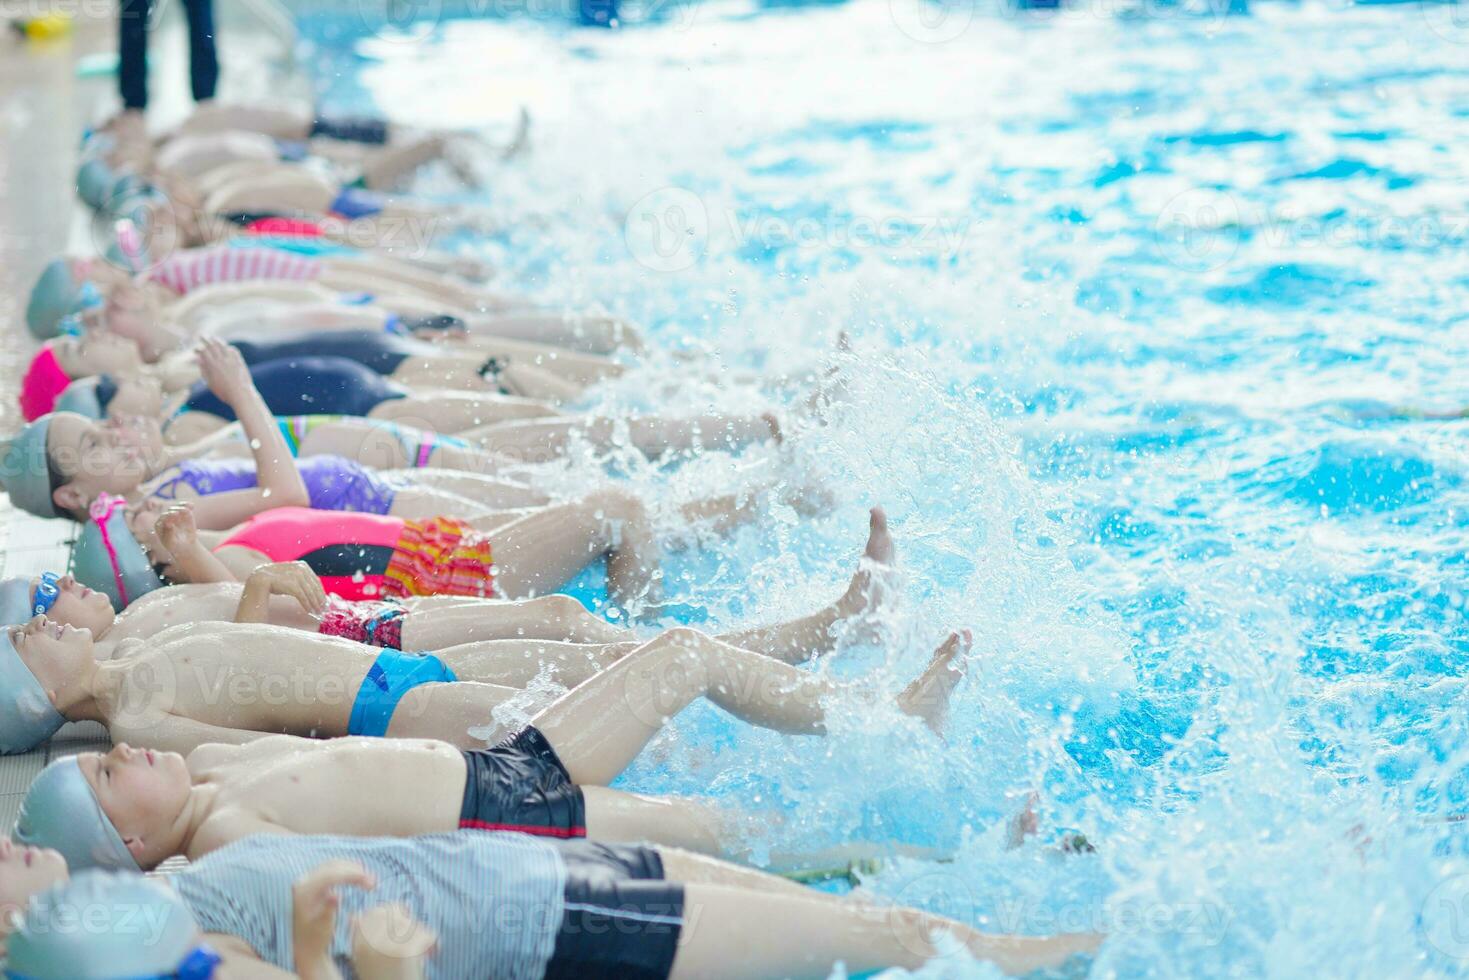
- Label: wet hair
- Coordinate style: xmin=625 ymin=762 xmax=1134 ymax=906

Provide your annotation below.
xmin=45 ymin=452 xmax=65 ymax=509
xmin=94 ymin=375 xmax=119 ymax=415
xmin=45 ymin=445 xmax=87 ymax=524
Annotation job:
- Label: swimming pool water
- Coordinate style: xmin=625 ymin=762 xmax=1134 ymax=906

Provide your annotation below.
xmin=295 ymin=2 xmax=1469 ymax=974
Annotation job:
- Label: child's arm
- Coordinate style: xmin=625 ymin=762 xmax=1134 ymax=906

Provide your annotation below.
xmin=234 ymin=562 xmax=328 ymax=624
xmin=108 ymin=714 xmax=271 ymax=754
xmin=156 ymin=504 xmax=242 ymax=584
xmin=186 ymin=339 xmax=310 ymax=529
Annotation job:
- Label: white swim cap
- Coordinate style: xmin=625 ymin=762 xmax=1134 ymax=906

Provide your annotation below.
xmin=13 ymin=757 xmax=138 ymax=871
xmin=0 ymin=628 xmax=67 ymax=755
xmin=5 ymin=870 xmax=218 ymax=980
xmin=72 ymin=494 xmax=166 ymax=611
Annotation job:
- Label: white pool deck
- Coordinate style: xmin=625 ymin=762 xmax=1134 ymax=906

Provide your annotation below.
xmin=0 ymin=6 xmax=299 ymax=830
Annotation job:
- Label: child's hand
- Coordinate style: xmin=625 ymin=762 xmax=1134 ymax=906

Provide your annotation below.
xmin=196 ymin=337 xmax=254 ymax=406
xmin=249 ymin=561 xmax=328 ymax=616
xmin=351 ymin=903 xmax=436 ymax=980
xmin=155 ymin=503 xmax=198 ymax=553
xmin=292 ymin=860 xmax=376 ymax=980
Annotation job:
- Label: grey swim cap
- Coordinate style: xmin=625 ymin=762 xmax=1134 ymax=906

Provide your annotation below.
xmin=55 ymin=378 xmax=104 ymax=420
xmin=0 ymin=577 xmax=32 ymax=626
xmin=14 ymin=757 xmax=138 ymax=872
xmin=0 ymin=627 xmax=67 ymax=755
xmin=73 ymin=495 xmax=165 ymax=611
xmin=5 ymin=871 xmax=209 ymax=980
xmin=76 ymin=157 xmax=121 ymax=211
xmin=25 ymin=259 xmax=83 ymax=341
xmin=0 ymin=418 xmax=57 ymax=519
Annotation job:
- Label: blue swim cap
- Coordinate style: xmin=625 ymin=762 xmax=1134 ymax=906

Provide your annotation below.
xmin=14 ymin=757 xmax=138 ymax=872
xmin=76 ymin=157 xmax=121 ymax=210
xmin=1 ymin=418 xmax=57 ymax=520
xmin=0 ymin=577 xmax=32 ymax=625
xmin=25 ymin=260 xmax=85 ymax=341
xmin=80 ymin=130 xmax=115 ymax=156
xmin=73 ymin=495 xmax=165 ymax=611
xmin=5 ymin=871 xmax=217 ymax=980
xmin=0 ymin=627 xmax=68 ymax=755
xmin=55 ymin=378 xmax=105 ymax=420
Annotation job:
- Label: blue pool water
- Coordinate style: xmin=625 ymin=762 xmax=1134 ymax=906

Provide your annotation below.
xmin=296 ymin=2 xmax=1469 ymax=973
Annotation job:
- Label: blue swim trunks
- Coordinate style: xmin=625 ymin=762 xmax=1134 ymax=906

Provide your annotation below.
xmin=330 ymin=186 xmax=385 ymax=220
xmin=348 ymin=649 xmax=459 ymax=737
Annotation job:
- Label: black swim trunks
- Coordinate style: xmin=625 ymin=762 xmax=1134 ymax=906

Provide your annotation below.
xmin=546 ymin=840 xmax=685 ymax=980
xmin=457 ymin=726 xmax=586 ymax=838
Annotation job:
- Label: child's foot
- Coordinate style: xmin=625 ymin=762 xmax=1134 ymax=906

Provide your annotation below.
xmin=761 ymin=412 xmax=784 ymax=445
xmin=804 ymin=330 xmax=856 ymax=420
xmin=835 ymin=506 xmax=898 ymax=623
xmin=1006 ymin=791 xmax=1041 ymax=850
xmin=897 ymin=629 xmax=971 ymax=737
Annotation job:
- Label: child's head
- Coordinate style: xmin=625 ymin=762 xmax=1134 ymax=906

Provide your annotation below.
xmin=15 ymin=746 xmax=193 ymax=872
xmin=0 ymin=839 xmax=69 ymax=947
xmin=0 ymin=574 xmax=116 ymax=638
xmin=0 ymin=618 xmax=84 ymax=755
xmin=71 ymin=495 xmax=169 ymax=610
xmin=55 ymin=375 xmax=168 ymax=433
xmin=3 ymin=868 xmax=216 ymax=979
xmin=0 ymin=413 xmax=159 ymax=521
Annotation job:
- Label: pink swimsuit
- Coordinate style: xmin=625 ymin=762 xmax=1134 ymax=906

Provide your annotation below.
xmin=217 ymin=507 xmax=404 ymax=600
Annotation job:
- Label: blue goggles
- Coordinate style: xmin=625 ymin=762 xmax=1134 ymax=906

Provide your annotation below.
xmin=32 ymin=573 xmax=60 ymax=617
xmin=77 ymin=279 xmax=104 ymax=311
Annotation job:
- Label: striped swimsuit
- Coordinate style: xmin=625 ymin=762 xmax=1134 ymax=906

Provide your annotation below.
xmin=144 ymin=244 xmax=323 ymax=295
xmin=170 ymin=833 xmax=687 ymax=980
xmin=170 ymin=833 xmax=564 ymax=980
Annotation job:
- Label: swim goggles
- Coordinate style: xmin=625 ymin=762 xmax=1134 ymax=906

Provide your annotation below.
xmin=77 ymin=279 xmax=104 ymax=311
xmin=31 ymin=573 xmax=59 ymax=617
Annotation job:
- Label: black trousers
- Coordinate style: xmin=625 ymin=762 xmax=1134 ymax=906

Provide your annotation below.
xmin=118 ymin=0 xmax=219 ymax=110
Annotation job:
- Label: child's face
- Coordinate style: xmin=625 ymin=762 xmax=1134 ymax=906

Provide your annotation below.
xmin=0 ymin=839 xmax=68 ymax=943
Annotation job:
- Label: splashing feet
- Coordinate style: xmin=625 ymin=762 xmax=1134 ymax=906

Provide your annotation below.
xmin=896 ymin=629 xmax=971 ymax=737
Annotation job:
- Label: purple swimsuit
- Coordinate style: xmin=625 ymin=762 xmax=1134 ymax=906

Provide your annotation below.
xmin=151 ymin=455 xmax=398 ymax=514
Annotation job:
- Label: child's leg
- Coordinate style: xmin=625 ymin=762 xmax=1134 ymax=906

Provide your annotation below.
xmin=580 ymin=786 xmax=730 ymax=855
xmin=495 ymin=363 xmax=588 ymax=404
xmin=403 ymin=508 xmax=892 ymax=659
xmin=400 ymin=594 xmax=631 ymax=648
xmin=667 ymin=883 xmax=1102 ymax=979
xmin=357 ymin=135 xmax=447 ymax=190
xmin=467 ymin=312 xmax=643 ymax=356
xmin=530 ymin=629 xmax=834 ymax=785
xmin=389 ymin=481 xmax=548 ymax=515
xmin=454 ymin=334 xmax=626 ymax=384
xmin=383 ymin=681 xmax=523 ymax=748
xmin=393 ymin=469 xmax=551 ymax=508
xmin=655 ymin=848 xmax=824 ymax=898
xmin=532 ymin=628 xmax=971 ymax=786
xmin=485 ymin=490 xmax=660 ymax=605
xmin=434 ymin=639 xmax=627 ymax=688
xmin=368 ymin=391 xmax=561 ymax=430
xmin=390 ymin=356 xmax=532 ymax=394
xmin=464 ymin=413 xmax=780 ymax=463
xmin=296 ymin=418 xmax=512 ymax=476
xmin=715 ymin=506 xmax=895 ymax=664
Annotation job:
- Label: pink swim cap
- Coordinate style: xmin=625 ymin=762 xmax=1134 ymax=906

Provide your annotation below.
xmin=246 ymin=217 xmax=323 ymax=238
xmin=19 ymin=344 xmax=71 ymax=421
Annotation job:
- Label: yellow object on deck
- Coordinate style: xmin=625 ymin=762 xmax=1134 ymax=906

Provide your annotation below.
xmin=10 ymin=13 xmax=72 ymax=40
